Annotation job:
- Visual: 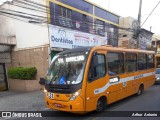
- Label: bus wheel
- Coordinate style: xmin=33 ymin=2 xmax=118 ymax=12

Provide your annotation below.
xmin=137 ymin=85 xmax=143 ymax=96
xmin=96 ymin=97 xmax=106 ymax=112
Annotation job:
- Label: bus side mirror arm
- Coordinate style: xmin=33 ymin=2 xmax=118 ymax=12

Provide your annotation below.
xmin=39 ymin=78 xmax=45 ymax=85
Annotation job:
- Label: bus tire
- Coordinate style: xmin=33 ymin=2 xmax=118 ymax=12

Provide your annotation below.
xmin=96 ymin=97 xmax=107 ymax=112
xmin=136 ymin=85 xmax=143 ymax=96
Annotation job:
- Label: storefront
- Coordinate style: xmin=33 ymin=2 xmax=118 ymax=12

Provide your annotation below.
xmin=49 ymin=25 xmax=108 ymax=59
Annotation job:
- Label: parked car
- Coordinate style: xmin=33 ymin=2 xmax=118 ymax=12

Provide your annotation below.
xmin=155 ymin=68 xmax=160 ymax=83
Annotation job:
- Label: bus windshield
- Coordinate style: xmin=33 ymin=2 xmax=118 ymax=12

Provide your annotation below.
xmin=46 ymin=51 xmax=89 ymax=85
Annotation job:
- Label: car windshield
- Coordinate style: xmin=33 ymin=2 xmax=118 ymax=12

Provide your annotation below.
xmin=46 ymin=51 xmax=89 ymax=85
xmin=156 ymin=69 xmax=160 ymax=74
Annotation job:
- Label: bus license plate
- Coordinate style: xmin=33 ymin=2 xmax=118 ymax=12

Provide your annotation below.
xmin=54 ymin=103 xmax=62 ymax=108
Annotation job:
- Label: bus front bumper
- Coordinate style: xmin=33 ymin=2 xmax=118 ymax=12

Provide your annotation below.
xmin=45 ymin=96 xmax=85 ymax=113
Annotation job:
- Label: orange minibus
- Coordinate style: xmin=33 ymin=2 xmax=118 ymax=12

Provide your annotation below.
xmin=39 ymin=46 xmax=155 ymax=113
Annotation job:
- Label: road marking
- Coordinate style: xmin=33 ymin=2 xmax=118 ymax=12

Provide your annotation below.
xmin=43 ymin=108 xmax=50 ymax=110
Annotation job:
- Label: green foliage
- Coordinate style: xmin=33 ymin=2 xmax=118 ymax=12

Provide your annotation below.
xmin=8 ymin=67 xmax=37 ymax=80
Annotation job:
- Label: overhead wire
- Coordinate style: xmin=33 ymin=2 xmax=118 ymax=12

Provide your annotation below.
xmin=141 ymin=1 xmax=160 ymax=27
xmin=0 ymin=0 xmax=134 ymax=37
xmin=0 ymin=7 xmax=47 ymax=18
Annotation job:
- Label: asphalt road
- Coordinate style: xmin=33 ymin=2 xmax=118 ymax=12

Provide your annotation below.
xmin=1 ymin=83 xmax=160 ymax=120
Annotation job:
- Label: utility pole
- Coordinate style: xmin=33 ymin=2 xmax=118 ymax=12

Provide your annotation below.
xmin=138 ymin=0 xmax=142 ymax=27
xmin=137 ymin=0 xmax=142 ymax=48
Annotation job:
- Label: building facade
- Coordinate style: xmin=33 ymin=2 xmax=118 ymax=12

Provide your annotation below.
xmin=48 ymin=0 xmax=120 ymax=58
xmin=118 ymin=17 xmax=139 ymax=48
xmin=0 ymin=0 xmax=49 ymax=91
xmin=152 ymin=35 xmax=160 ymax=53
xmin=0 ymin=0 xmax=120 ymax=90
xmin=119 ymin=17 xmax=154 ymax=50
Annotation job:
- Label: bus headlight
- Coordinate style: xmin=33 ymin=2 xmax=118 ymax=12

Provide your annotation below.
xmin=44 ymin=88 xmax=47 ymax=94
xmin=156 ymin=77 xmax=160 ymax=80
xmin=70 ymin=90 xmax=81 ymax=101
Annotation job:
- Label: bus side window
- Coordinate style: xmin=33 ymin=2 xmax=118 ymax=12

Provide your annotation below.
xmin=138 ymin=53 xmax=147 ymax=70
xmin=88 ymin=54 xmax=106 ymax=81
xmin=107 ymin=52 xmax=124 ymax=75
xmin=148 ymin=54 xmax=154 ymax=68
xmin=125 ymin=53 xmax=137 ymax=72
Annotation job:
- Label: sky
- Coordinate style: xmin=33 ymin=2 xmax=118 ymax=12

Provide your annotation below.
xmin=90 ymin=0 xmax=160 ymax=35
xmin=0 ymin=0 xmax=11 ymax=4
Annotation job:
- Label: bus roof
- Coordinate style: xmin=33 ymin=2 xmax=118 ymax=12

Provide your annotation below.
xmin=58 ymin=46 xmax=155 ymax=55
xmin=92 ymin=46 xmax=155 ymax=54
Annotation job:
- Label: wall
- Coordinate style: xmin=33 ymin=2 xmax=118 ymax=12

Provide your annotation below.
xmin=14 ymin=21 xmax=49 ymax=49
xmin=139 ymin=30 xmax=153 ymax=50
xmin=0 ymin=0 xmax=49 ymax=50
xmin=118 ymin=17 xmax=138 ymax=48
xmin=11 ymin=46 xmax=49 ymax=80
xmin=0 ymin=15 xmax=15 ymax=36
xmin=0 ymin=0 xmax=50 ymax=80
xmin=0 ymin=2 xmax=15 ymax=36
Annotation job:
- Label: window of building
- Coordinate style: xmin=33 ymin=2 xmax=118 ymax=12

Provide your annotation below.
xmin=88 ymin=54 xmax=106 ymax=80
xmin=107 ymin=52 xmax=124 ymax=75
xmin=152 ymin=41 xmax=155 ymax=46
xmin=58 ymin=6 xmax=73 ymax=28
xmin=125 ymin=53 xmax=137 ymax=72
xmin=81 ymin=14 xmax=88 ymax=32
xmin=148 ymin=54 xmax=154 ymax=68
xmin=138 ymin=53 xmax=147 ymax=70
xmin=59 ymin=6 xmax=72 ymax=18
xmin=95 ymin=19 xmax=105 ymax=36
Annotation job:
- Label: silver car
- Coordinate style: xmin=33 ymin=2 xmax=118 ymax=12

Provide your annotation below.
xmin=155 ymin=68 xmax=160 ymax=83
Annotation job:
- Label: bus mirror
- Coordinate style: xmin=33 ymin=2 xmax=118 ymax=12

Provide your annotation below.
xmin=93 ymin=55 xmax=98 ymax=67
xmin=39 ymin=78 xmax=45 ymax=85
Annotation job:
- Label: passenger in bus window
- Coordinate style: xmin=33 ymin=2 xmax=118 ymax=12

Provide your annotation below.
xmin=108 ymin=67 xmax=116 ymax=75
xmin=108 ymin=70 xmax=116 ymax=75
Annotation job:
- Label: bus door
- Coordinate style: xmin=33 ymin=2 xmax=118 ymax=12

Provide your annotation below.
xmin=0 ymin=63 xmax=8 ymax=91
xmin=85 ymin=50 xmax=108 ymax=111
xmin=107 ymin=52 xmax=126 ymax=102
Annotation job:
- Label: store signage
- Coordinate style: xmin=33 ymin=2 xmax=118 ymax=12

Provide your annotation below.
xmin=49 ymin=25 xmax=107 ymax=49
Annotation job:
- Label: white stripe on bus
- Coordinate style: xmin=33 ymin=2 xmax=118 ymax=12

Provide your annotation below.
xmin=94 ymin=72 xmax=155 ymax=95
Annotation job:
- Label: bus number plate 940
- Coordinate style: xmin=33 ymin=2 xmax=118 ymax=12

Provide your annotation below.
xmin=48 ymin=92 xmax=54 ymax=99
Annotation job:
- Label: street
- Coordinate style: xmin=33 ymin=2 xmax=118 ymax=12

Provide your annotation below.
xmin=0 ymin=84 xmax=160 ymax=120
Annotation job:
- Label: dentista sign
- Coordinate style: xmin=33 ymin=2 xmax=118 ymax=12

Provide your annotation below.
xmin=49 ymin=25 xmax=108 ymax=49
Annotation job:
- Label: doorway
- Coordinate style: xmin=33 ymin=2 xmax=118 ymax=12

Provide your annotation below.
xmin=0 ymin=63 xmax=8 ymax=91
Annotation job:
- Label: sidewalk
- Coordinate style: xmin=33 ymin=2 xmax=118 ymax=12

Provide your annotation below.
xmin=0 ymin=90 xmax=46 ymax=111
